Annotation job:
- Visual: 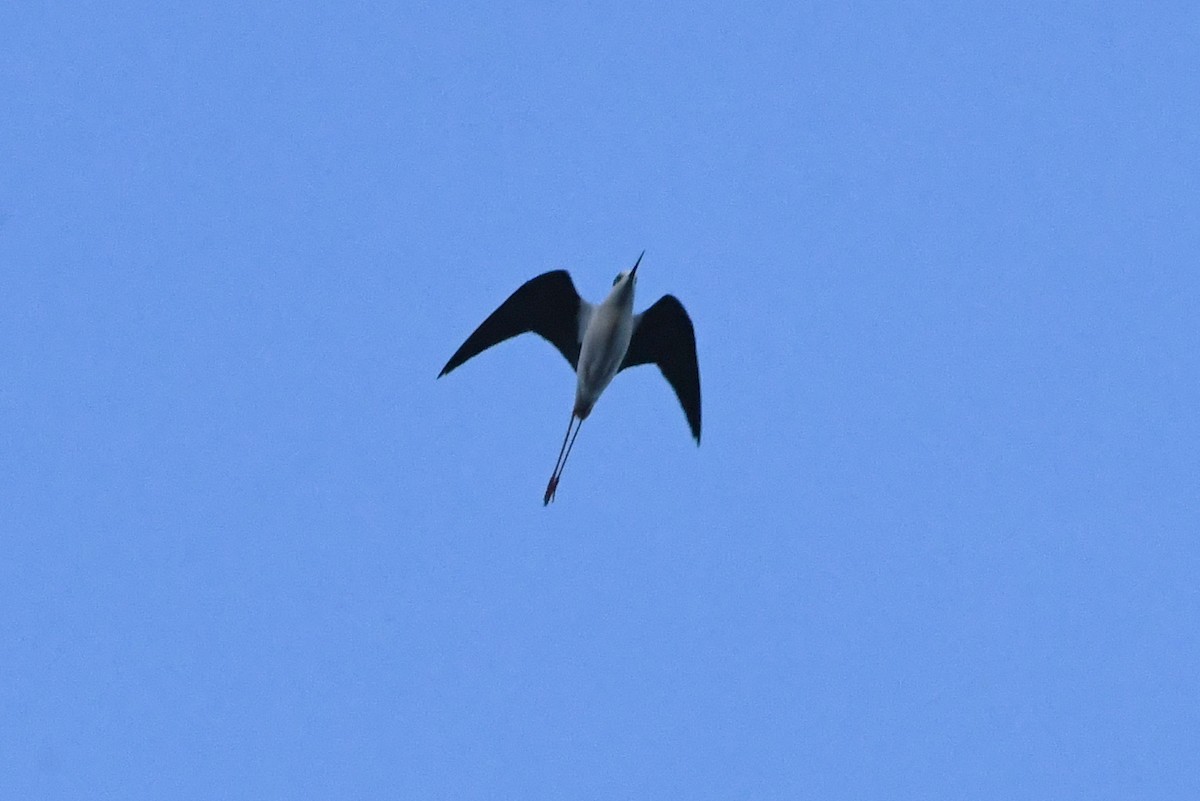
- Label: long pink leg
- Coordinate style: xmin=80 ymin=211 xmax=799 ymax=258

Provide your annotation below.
xmin=545 ymin=418 xmax=584 ymax=505
xmin=544 ymin=411 xmax=578 ymax=505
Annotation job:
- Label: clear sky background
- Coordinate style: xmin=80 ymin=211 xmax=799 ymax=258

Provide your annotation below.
xmin=3 ymin=2 xmax=1198 ymax=798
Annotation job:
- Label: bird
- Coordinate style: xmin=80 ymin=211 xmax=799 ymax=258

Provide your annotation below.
xmin=438 ymin=252 xmax=701 ymax=505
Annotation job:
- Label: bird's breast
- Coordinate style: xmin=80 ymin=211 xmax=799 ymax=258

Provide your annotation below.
xmin=574 ymin=302 xmax=633 ymax=405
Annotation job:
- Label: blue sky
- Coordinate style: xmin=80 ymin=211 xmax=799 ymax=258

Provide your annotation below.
xmin=2 ymin=2 xmax=1198 ymax=798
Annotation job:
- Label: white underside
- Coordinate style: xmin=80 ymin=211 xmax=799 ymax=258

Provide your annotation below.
xmin=573 ymin=280 xmax=636 ymax=416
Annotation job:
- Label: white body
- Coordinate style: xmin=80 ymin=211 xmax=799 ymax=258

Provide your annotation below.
xmin=573 ymin=272 xmax=636 ymax=418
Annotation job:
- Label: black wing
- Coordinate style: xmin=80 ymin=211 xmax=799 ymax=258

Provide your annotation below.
xmin=439 ymin=270 xmax=582 ymax=378
xmin=620 ymin=295 xmax=701 ymax=443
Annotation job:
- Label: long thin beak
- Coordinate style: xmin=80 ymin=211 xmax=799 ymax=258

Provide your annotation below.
xmin=631 ymin=250 xmax=644 ymax=278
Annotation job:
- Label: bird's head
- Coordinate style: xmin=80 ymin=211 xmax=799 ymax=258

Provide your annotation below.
xmin=612 ymin=250 xmax=644 ymax=287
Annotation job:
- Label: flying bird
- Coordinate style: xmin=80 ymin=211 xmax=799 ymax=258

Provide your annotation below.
xmin=438 ymin=252 xmax=701 ymax=505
